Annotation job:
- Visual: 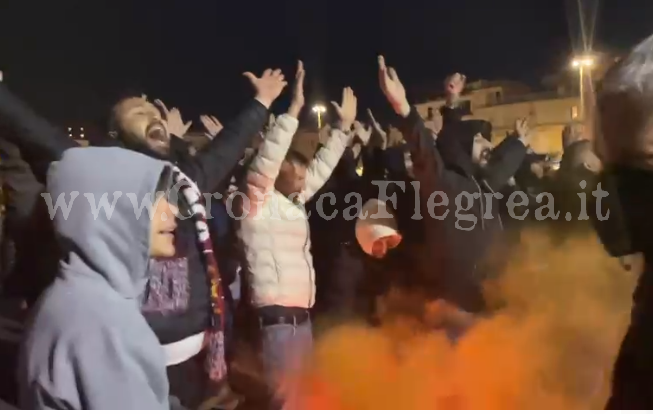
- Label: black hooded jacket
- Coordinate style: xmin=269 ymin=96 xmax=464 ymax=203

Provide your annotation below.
xmin=381 ymin=109 xmax=509 ymax=313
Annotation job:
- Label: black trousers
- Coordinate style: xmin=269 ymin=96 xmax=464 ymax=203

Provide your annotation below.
xmin=607 ymin=294 xmax=653 ymax=408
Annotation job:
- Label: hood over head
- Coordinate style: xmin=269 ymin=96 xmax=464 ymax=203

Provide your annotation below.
xmin=47 ymin=147 xmax=171 ymax=299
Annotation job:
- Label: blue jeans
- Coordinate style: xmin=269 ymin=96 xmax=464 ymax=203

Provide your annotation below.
xmin=260 ymin=319 xmax=313 ymax=389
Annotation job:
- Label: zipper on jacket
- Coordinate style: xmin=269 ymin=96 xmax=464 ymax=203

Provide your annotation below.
xmin=302 ymin=213 xmax=313 ymax=309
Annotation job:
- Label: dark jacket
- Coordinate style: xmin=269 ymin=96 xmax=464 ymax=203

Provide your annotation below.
xmin=0 ymin=138 xmax=59 ymax=301
xmin=480 ymin=136 xmax=528 ymax=192
xmin=601 ymin=167 xmax=653 ymax=409
xmin=0 ymin=83 xmax=267 ymax=343
xmin=309 ymin=146 xmax=369 ymax=317
xmin=394 ymin=109 xmax=509 ymax=313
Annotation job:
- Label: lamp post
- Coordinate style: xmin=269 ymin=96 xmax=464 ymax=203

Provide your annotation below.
xmin=312 ymin=104 xmax=326 ymax=129
xmin=571 ymin=56 xmax=594 ymax=120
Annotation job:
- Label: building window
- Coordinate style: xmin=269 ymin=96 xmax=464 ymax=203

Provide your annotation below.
xmin=571 ymin=106 xmax=579 ymax=119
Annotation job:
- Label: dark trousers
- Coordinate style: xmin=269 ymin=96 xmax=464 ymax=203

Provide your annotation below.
xmin=313 ymin=242 xmax=364 ymax=320
xmin=167 ymin=354 xmax=208 ymax=409
xmin=607 ymin=294 xmax=653 ymax=408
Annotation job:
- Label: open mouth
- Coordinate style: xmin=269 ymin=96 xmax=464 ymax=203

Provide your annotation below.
xmin=147 ymin=123 xmax=169 ymax=145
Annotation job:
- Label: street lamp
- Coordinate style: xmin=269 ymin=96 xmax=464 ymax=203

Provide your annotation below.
xmin=571 ymin=56 xmax=594 ymax=69
xmin=312 ymin=104 xmax=326 ymax=129
xmin=571 ymin=55 xmax=595 ymax=121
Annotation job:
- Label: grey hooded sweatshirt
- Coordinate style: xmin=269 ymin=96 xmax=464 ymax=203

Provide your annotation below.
xmin=19 ymin=147 xmax=171 ymax=409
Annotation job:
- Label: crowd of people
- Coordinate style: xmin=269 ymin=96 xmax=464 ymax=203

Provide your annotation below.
xmin=0 ymin=30 xmax=653 ymax=409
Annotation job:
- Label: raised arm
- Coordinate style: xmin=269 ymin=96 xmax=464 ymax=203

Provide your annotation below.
xmin=180 ymin=69 xmax=287 ymax=193
xmin=302 ymin=87 xmax=356 ymax=201
xmin=441 ymin=73 xmax=468 ymax=126
xmin=480 ymin=118 xmax=530 ymax=191
xmin=377 ymin=56 xmax=447 ymax=194
xmin=0 ymin=83 xmax=77 ymax=166
xmin=242 ymin=61 xmax=304 ymax=217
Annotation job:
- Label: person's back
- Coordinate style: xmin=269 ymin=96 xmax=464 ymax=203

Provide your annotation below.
xmin=593 ymin=33 xmax=653 ymax=409
xmin=19 ymin=147 xmax=175 ymax=409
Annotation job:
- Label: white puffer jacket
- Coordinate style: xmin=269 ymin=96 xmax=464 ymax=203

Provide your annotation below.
xmin=237 ymin=114 xmax=350 ymax=309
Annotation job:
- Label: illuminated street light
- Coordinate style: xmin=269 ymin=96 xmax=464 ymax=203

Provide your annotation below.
xmin=312 ymin=104 xmax=327 ymax=129
xmin=571 ymin=56 xmax=594 ymax=69
xmin=571 ymin=55 xmax=596 ymax=121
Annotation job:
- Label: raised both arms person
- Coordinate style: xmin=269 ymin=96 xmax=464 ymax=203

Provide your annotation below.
xmin=241 ymin=61 xmax=304 ymax=217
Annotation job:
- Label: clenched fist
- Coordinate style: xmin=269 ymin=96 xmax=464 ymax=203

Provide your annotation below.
xmin=243 ymin=68 xmax=287 ymax=109
xmin=331 ymin=87 xmax=357 ymax=132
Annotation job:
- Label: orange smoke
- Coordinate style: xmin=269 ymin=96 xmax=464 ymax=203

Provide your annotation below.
xmin=288 ymin=229 xmax=636 ymax=409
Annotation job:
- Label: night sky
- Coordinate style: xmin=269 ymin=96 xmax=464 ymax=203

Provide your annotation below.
xmin=0 ymin=0 xmax=651 ymax=129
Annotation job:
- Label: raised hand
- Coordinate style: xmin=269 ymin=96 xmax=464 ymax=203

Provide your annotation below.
xmin=378 ymin=56 xmax=410 ymax=117
xmin=562 ymin=123 xmax=585 ymax=147
xmin=367 ymin=108 xmax=383 ymax=133
xmin=331 ymin=87 xmax=357 ymax=132
xmin=353 ymin=120 xmax=373 ymax=146
xmin=266 ymin=114 xmax=276 ymax=131
xmin=154 ymin=99 xmax=169 ymax=117
xmin=515 ymin=118 xmax=532 ymax=147
xmin=445 ymin=73 xmax=466 ymax=98
xmin=243 ymin=69 xmax=287 ymax=109
xmin=155 ymin=99 xmax=192 ymax=138
xmin=367 ymin=108 xmax=388 ymax=149
xmin=200 ymin=115 xmax=223 ymax=139
xmin=425 ymin=109 xmax=443 ymax=135
xmin=288 ymin=60 xmax=306 ymax=119
xmin=515 ymin=118 xmax=529 ymax=138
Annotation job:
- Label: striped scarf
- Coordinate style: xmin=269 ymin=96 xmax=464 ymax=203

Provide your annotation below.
xmin=171 ymin=166 xmax=227 ymax=382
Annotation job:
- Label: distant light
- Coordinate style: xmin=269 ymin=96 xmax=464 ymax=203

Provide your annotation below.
xmin=80 ymin=134 xmax=85 ymax=138
xmin=571 ymin=55 xmax=595 ymax=69
xmin=80 ymin=127 xmax=84 ymax=131
xmin=68 ymin=127 xmax=72 ymax=131
xmin=312 ymin=104 xmax=326 ymax=114
xmin=68 ymin=134 xmax=72 ymax=137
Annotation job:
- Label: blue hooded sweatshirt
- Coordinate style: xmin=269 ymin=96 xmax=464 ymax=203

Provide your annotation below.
xmin=19 ymin=147 xmax=171 ymax=409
